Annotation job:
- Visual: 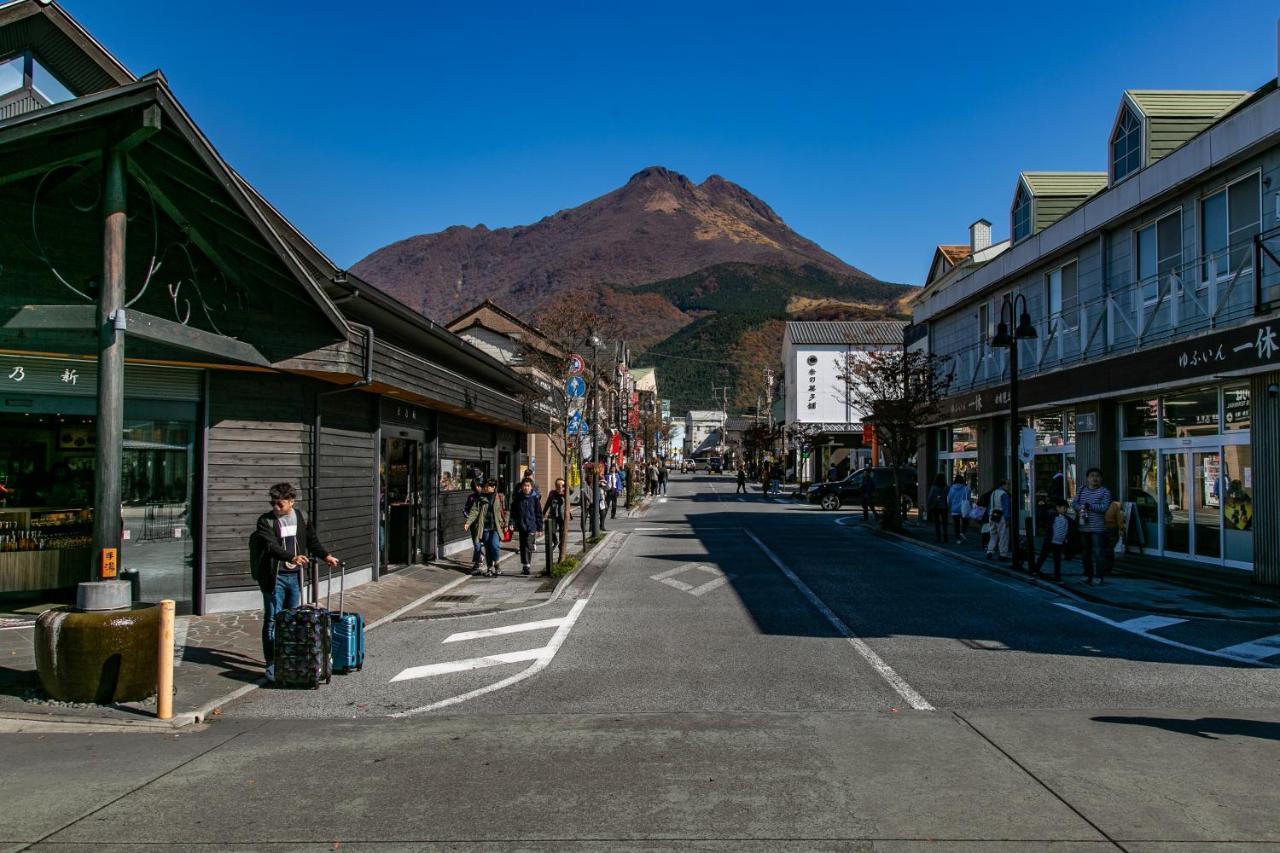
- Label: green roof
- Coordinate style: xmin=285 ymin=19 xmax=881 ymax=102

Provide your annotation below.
xmin=1126 ymin=90 xmax=1249 ymax=118
xmin=1020 ymin=172 xmax=1109 ymax=197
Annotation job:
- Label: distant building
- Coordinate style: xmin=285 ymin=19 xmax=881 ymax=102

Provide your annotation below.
xmin=685 ymin=410 xmax=727 ymax=458
xmin=782 ymin=320 xmax=908 ymax=482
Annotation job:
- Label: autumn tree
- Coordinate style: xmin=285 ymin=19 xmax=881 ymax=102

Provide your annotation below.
xmin=836 ymin=350 xmax=954 ymax=530
xmin=728 ymin=320 xmax=784 ymax=412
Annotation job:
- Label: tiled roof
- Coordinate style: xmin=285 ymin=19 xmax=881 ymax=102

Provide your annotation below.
xmin=938 ymin=245 xmax=971 ymax=265
xmin=785 ymin=320 xmax=907 ymax=346
xmin=723 ymin=417 xmax=753 ymax=431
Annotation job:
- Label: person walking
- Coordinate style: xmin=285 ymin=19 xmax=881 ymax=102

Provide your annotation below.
xmin=1033 ymin=499 xmax=1071 ymax=582
xmin=463 ymin=479 xmax=484 ymax=573
xmin=859 ymin=463 xmax=878 ymax=521
xmin=658 ymin=462 xmax=668 ymax=495
xmin=926 ymin=473 xmax=948 ymax=543
xmin=510 ymin=478 xmax=542 ymax=576
xmin=986 ymin=478 xmax=1011 ymax=560
xmin=249 ymin=482 xmax=339 ymax=682
xmin=736 ymin=466 xmax=748 ymax=494
xmin=463 ymin=479 xmax=507 ymax=577
xmin=647 ymin=460 xmax=659 ymax=497
xmin=543 ymin=477 xmax=570 ymax=574
xmin=605 ymin=464 xmax=621 ymax=520
xmin=1075 ymin=468 xmax=1113 ymax=585
xmin=946 ymin=474 xmax=971 ymax=544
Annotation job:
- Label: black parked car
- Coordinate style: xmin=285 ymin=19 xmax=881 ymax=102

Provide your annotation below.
xmin=806 ymin=467 xmax=918 ymax=513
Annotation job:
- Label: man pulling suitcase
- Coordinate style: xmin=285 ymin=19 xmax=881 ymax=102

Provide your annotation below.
xmin=249 ymin=482 xmax=339 ymax=683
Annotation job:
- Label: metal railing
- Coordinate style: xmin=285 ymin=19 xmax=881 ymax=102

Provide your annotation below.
xmin=938 ymin=232 xmax=1280 ymax=394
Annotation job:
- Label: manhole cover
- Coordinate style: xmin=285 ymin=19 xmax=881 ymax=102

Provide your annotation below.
xmin=434 ymin=594 xmax=479 ymax=603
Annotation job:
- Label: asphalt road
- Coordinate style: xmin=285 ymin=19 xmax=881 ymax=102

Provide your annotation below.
xmin=6 ymin=472 xmax=1280 ymax=851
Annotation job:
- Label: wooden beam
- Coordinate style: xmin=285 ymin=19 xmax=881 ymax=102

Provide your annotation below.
xmin=125 ymin=310 xmax=270 ymax=367
xmin=0 ymin=304 xmax=95 ymax=330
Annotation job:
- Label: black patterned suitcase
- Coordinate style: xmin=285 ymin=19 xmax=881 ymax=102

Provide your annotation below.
xmin=273 ymin=576 xmax=332 ymax=689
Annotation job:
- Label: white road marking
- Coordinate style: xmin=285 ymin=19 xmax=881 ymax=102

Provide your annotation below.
xmin=442 ymin=616 xmax=568 ymax=644
xmin=1055 ymin=603 xmax=1280 ymax=668
xmin=389 ymin=648 xmax=544 ymax=682
xmin=650 ymin=562 xmax=730 ymax=597
xmin=743 ymin=529 xmax=935 ymax=711
xmin=1215 ymin=634 xmax=1280 ymax=662
xmin=659 ymin=497 xmax=668 ymax=503
xmin=389 ymin=598 xmax=590 ymax=717
xmin=1116 ymin=615 xmax=1186 ymax=633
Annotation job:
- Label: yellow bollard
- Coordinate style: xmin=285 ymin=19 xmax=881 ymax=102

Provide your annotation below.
xmin=157 ymin=599 xmax=175 ymax=720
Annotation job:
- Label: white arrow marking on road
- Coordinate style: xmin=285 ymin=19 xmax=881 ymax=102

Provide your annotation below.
xmin=1215 ymin=634 xmax=1280 ymax=662
xmin=388 ymin=598 xmax=590 ymax=716
xmin=442 ymin=616 xmax=568 ymax=644
xmin=744 ymin=529 xmax=935 ymax=711
xmin=389 ymin=648 xmax=544 ymax=682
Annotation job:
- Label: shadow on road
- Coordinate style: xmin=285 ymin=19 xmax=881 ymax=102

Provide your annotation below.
xmin=1091 ymin=715 xmax=1280 ymax=741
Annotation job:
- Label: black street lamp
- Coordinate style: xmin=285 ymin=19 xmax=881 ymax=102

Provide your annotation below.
xmin=990 ymin=293 xmax=1037 ymax=572
xmin=586 ymin=328 xmax=602 ymax=539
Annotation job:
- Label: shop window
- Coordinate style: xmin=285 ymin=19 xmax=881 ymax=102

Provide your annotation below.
xmin=1161 ymin=386 xmax=1218 ymax=437
xmin=1222 ymin=444 xmax=1253 ymax=563
xmin=1223 ymin=384 xmax=1250 ymax=431
xmin=951 ymin=424 xmax=977 ymax=454
xmin=1124 ymin=449 xmax=1159 ymax=550
xmin=1033 ymin=413 xmax=1065 ymax=448
xmin=439 ymin=459 xmax=488 ymax=492
xmin=1122 ymin=398 xmax=1158 ymax=437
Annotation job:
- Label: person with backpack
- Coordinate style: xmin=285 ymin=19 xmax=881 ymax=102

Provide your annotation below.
xmin=926 ymin=473 xmax=949 ymax=543
xmin=464 ymin=479 xmax=508 ymax=576
xmin=946 ymin=474 xmax=972 ymax=544
xmin=510 ymin=477 xmax=543 ymax=576
xmin=249 ymin=482 xmax=339 ymax=682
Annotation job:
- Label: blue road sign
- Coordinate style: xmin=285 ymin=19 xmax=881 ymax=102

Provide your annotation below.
xmin=567 ymin=411 xmax=588 ymax=435
xmin=566 ymin=376 xmax=587 ymax=398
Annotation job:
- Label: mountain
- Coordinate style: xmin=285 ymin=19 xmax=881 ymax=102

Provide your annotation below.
xmin=352 ymin=166 xmax=885 ymax=321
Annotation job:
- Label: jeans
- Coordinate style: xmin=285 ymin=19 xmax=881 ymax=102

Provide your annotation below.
xmin=518 ymin=529 xmax=535 ymax=568
xmin=261 ymin=570 xmax=303 ymax=663
xmin=470 ymin=536 xmax=483 ymax=568
xmin=480 ymin=528 xmax=501 ymax=567
xmin=951 ymin=514 xmax=967 ymax=539
xmin=932 ymin=510 xmax=948 ymax=542
xmin=659 ymin=479 xmax=667 ymax=495
xmin=1081 ymin=530 xmax=1109 ymax=579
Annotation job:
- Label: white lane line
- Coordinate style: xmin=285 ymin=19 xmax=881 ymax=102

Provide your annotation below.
xmin=389 ymin=648 xmax=543 ymax=682
xmin=1055 ymin=603 xmax=1280 ymax=668
xmin=366 ymin=573 xmax=472 ymax=630
xmin=1215 ymin=634 xmax=1280 ymax=662
xmin=1117 ymin=615 xmax=1186 ymax=633
xmin=389 ymin=598 xmax=590 ymax=717
xmin=743 ymin=529 xmax=934 ymax=711
xmin=442 ymin=616 xmax=567 ymax=644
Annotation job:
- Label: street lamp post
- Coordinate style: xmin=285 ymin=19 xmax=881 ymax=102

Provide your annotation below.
xmin=587 ymin=329 xmax=602 ymax=539
xmin=991 ymin=293 xmax=1038 ymax=572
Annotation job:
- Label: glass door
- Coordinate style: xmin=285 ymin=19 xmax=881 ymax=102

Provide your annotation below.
xmin=1161 ymin=451 xmax=1190 ymax=555
xmin=1192 ymin=450 xmax=1222 ymax=559
xmin=382 ymin=436 xmax=422 ymax=566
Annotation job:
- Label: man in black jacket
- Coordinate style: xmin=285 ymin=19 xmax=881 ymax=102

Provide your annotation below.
xmin=250 ymin=482 xmax=338 ymax=681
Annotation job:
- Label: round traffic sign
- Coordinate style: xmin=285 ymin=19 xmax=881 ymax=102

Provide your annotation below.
xmin=566 ymin=376 xmax=587 ymax=398
xmin=566 ymin=353 xmax=585 ymax=376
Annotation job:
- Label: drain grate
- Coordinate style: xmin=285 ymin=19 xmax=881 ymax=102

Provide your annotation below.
xmin=433 ymin=594 xmax=479 ymax=603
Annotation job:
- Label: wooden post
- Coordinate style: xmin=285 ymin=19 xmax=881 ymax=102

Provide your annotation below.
xmin=93 ymin=148 xmax=126 ymax=579
xmin=156 ymin=599 xmax=175 ymax=720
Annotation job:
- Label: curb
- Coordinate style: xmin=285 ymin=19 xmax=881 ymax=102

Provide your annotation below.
xmin=870 ymin=524 xmax=1280 ymax=625
xmin=0 ymin=709 xmax=203 ymax=733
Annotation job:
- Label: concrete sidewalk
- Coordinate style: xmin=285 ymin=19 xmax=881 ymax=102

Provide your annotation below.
xmin=0 ymin=529 xmax=596 ymax=729
xmin=879 ymin=515 xmax=1280 ymax=624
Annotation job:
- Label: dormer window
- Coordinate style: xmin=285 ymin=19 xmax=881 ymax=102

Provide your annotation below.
xmin=1012 ymin=184 xmax=1032 ymax=243
xmin=1111 ymin=105 xmax=1142 ymax=182
xmin=0 ymin=52 xmax=76 ymax=110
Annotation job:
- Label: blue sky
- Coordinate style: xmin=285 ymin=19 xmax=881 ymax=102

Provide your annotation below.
xmin=66 ymin=1 xmax=1280 ymax=285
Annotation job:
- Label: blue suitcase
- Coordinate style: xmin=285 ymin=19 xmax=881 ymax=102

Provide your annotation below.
xmin=326 ymin=561 xmax=365 ymax=674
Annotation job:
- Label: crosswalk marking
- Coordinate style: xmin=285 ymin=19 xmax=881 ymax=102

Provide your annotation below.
xmin=389 ymin=648 xmax=544 ymax=682
xmin=1116 ymin=615 xmax=1186 ymax=633
xmin=442 ymin=617 xmax=568 ymax=644
xmin=1214 ymin=634 xmax=1280 ymax=662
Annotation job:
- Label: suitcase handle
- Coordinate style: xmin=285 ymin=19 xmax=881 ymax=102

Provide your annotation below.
xmin=325 ymin=559 xmax=347 ymax=614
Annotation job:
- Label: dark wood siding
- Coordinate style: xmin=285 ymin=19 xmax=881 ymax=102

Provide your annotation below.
xmin=204 ymin=372 xmax=376 ymax=593
xmin=373 ymin=341 xmax=528 ymax=429
xmin=1251 ymin=371 xmax=1280 ymax=587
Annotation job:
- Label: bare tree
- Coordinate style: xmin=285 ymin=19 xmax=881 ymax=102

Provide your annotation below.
xmin=836 ymin=349 xmax=954 ymax=530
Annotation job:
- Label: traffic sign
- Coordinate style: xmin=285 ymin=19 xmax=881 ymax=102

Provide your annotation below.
xmin=566 ymin=353 xmax=585 ymax=376
xmin=566 ymin=376 xmax=587 ymax=398
xmin=567 ymin=410 xmax=588 ymax=435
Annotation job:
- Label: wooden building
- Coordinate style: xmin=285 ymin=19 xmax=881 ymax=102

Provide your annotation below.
xmin=0 ymin=1 xmax=537 ymax=613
